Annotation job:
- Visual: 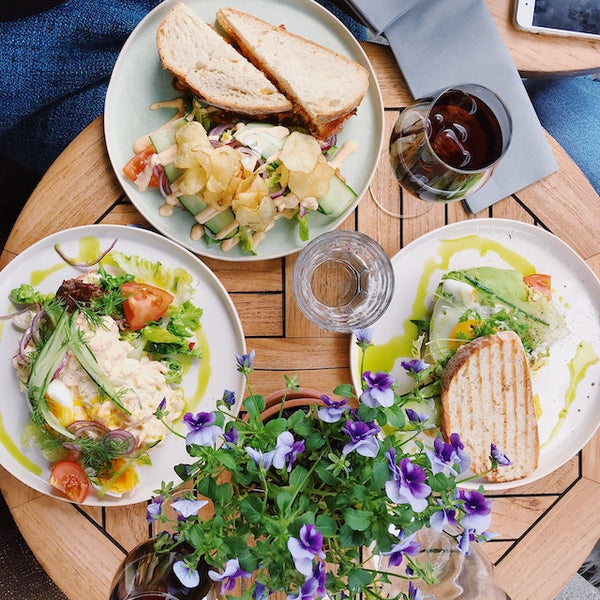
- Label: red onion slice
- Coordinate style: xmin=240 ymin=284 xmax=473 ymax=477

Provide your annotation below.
xmin=102 ymin=429 xmax=137 ymax=455
xmin=54 ymin=239 xmax=117 ymax=267
xmin=67 ymin=420 xmax=109 ymax=438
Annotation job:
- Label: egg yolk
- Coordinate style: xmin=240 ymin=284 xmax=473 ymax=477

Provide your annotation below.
xmin=46 ymin=397 xmax=74 ymax=427
xmin=98 ymin=458 xmax=140 ymax=494
xmin=448 ymin=319 xmax=482 ymax=350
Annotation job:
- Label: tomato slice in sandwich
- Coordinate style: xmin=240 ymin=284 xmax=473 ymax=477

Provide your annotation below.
xmin=121 ymin=282 xmax=174 ymax=331
xmin=50 ymin=461 xmax=90 ymax=503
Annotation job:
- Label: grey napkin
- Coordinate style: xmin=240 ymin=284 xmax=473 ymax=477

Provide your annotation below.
xmin=347 ymin=0 xmax=558 ymax=213
xmin=342 ymin=0 xmax=419 ymax=34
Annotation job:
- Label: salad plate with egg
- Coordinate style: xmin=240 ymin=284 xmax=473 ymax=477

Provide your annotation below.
xmin=0 ymin=225 xmax=245 ymax=506
xmin=350 ymin=219 xmax=600 ymax=490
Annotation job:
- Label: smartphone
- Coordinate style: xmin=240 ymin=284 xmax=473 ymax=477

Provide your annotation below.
xmin=514 ymin=0 xmax=600 ymax=41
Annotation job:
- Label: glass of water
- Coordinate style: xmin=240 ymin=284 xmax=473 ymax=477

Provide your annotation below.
xmin=292 ymin=230 xmax=394 ymax=333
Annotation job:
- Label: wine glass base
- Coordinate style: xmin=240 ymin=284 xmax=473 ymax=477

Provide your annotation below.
xmin=368 ymin=185 xmax=434 ymax=220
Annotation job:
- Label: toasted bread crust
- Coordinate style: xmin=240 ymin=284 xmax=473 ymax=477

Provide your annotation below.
xmin=216 ymin=7 xmax=369 ymax=139
xmin=441 ymin=331 xmax=539 ymax=483
xmin=156 ymin=2 xmax=292 ymax=116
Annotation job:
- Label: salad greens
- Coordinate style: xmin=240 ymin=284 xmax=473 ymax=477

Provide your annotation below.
xmin=10 ymin=244 xmax=204 ymax=501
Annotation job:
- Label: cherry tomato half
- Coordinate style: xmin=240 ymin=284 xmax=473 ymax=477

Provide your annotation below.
xmin=122 ymin=145 xmax=160 ymax=188
xmin=49 ymin=461 xmax=90 ymax=503
xmin=523 ymin=273 xmax=552 ymax=301
xmin=121 ymin=282 xmax=174 ymax=331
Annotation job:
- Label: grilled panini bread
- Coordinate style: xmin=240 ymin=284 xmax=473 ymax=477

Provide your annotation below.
xmin=156 ymin=2 xmax=292 ymax=116
xmin=440 ymin=330 xmax=539 ymax=483
xmin=215 ymin=7 xmax=370 ymax=139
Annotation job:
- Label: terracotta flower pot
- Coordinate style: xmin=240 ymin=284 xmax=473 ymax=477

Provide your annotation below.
xmin=260 ymin=387 xmax=325 ymax=421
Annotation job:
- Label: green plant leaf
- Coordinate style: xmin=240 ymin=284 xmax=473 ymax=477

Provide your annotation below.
xmin=315 ymin=514 xmax=338 ymax=537
xmin=343 ymin=508 xmax=373 ymax=531
xmin=240 ymin=494 xmax=263 ymax=523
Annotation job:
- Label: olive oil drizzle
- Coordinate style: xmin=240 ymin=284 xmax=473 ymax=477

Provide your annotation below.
xmin=363 ymin=234 xmax=536 ymax=374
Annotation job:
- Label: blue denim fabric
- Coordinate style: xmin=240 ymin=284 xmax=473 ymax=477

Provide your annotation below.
xmin=525 ymin=75 xmax=600 ymax=194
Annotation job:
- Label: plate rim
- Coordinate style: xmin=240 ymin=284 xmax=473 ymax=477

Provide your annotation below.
xmin=104 ymin=0 xmax=385 ymax=262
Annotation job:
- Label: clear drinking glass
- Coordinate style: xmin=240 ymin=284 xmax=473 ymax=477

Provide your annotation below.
xmin=380 ymin=529 xmax=512 ymax=599
xmin=292 ymin=230 xmax=394 ymax=333
xmin=389 ymin=83 xmax=512 ymax=204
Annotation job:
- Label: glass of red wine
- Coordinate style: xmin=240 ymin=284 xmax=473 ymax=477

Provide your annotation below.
xmin=389 ymin=83 xmax=512 ymax=207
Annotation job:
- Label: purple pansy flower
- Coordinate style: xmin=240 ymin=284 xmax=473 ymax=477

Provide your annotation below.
xmin=449 ymin=433 xmax=471 ymax=473
xmin=353 ymin=327 xmax=374 ymax=346
xmin=405 ymin=408 xmax=427 ymax=423
xmin=385 ymin=450 xmax=432 ymax=513
xmin=222 ymin=389 xmax=236 ymax=406
xmin=235 ymin=350 xmax=255 ymax=372
xmin=183 ymin=411 xmax=221 ymax=447
xmin=360 ymin=371 xmax=394 ymax=408
xmin=425 ymin=436 xmax=462 ymax=475
xmin=223 ymin=424 xmax=239 ymax=445
xmin=273 ymin=431 xmax=305 ymax=472
xmin=312 ymin=560 xmax=327 ymax=597
xmin=209 ymin=558 xmax=251 ymax=593
xmin=400 ymin=358 xmax=428 ymax=373
xmin=383 ymin=533 xmax=421 ymax=567
xmin=457 ymin=529 xmax=474 ymax=555
xmin=317 ymin=395 xmax=350 ymax=423
xmin=171 ymin=497 xmax=208 ymax=518
xmin=408 ymin=581 xmax=424 ymax=600
xmin=146 ymin=495 xmax=162 ymax=522
xmin=287 ymin=576 xmax=319 ymax=600
xmin=459 ymin=489 xmax=492 ymax=533
xmin=490 ymin=443 xmax=513 ymax=466
xmin=245 ymin=446 xmax=276 ymax=469
xmin=429 ymin=503 xmax=459 ymax=533
xmin=342 ymin=419 xmax=381 ymax=458
xmin=174 ymin=560 xmax=200 ymax=588
xmin=287 ymin=524 xmax=325 ymax=577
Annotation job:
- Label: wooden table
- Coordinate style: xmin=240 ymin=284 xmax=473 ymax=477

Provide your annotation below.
xmin=2 ymin=4 xmax=600 ymax=600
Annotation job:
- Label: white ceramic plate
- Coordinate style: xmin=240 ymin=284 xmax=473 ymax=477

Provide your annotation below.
xmin=350 ymin=219 xmax=600 ymax=491
xmin=104 ymin=0 xmax=384 ymax=262
xmin=0 ymin=225 xmax=246 ymax=506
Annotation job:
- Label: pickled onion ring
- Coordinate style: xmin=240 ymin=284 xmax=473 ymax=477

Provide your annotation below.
xmin=54 ymin=239 xmax=117 ymax=267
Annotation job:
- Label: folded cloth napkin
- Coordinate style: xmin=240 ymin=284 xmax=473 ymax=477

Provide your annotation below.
xmin=343 ymin=0 xmax=558 ymax=213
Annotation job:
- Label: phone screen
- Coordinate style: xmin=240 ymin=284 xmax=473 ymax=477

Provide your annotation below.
xmin=532 ymin=0 xmax=600 ymax=35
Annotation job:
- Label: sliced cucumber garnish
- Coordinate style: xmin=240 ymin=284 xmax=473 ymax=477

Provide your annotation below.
xmin=317 ymin=175 xmax=357 ymax=218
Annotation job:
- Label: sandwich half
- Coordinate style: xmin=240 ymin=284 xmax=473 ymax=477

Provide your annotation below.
xmin=440 ymin=330 xmax=540 ymax=483
xmin=216 ymin=7 xmax=370 ymax=139
xmin=156 ymin=2 xmax=292 ymax=116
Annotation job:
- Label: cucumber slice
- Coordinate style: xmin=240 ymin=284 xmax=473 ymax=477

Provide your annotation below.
xmin=179 ymin=195 xmax=238 ymax=239
xmin=149 ymin=117 xmax=187 ymax=153
xmin=233 ymin=123 xmax=289 ymax=160
xmin=317 ymin=175 xmax=357 ymax=218
xmin=150 ymin=117 xmax=188 ymax=183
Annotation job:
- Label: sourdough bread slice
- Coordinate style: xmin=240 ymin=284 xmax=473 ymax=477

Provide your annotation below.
xmin=216 ymin=7 xmax=369 ymax=139
xmin=440 ymin=330 xmax=539 ymax=483
xmin=156 ymin=2 xmax=292 ymax=116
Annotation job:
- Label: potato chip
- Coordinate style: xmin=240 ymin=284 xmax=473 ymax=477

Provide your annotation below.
xmin=279 ymin=131 xmax=321 ymax=173
xmin=207 ymin=146 xmax=242 ymax=193
xmin=288 ymin=155 xmax=334 ymax=199
xmin=235 ymin=196 xmax=276 ymax=231
xmin=178 ymin=165 xmax=208 ymax=195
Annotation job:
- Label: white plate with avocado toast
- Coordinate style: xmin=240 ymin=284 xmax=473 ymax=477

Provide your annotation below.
xmin=351 ymin=219 xmax=600 ymax=490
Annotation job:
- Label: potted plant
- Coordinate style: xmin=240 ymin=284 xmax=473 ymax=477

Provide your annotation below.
xmin=147 ymin=329 xmax=510 ymax=600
